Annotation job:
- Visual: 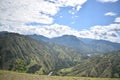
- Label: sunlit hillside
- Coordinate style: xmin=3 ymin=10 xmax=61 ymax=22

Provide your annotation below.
xmin=0 ymin=70 xmax=120 ymax=80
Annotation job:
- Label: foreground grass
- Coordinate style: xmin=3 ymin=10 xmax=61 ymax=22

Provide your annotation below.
xmin=0 ymin=70 xmax=119 ymax=80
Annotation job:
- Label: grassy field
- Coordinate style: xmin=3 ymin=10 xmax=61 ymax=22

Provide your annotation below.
xmin=0 ymin=70 xmax=119 ymax=80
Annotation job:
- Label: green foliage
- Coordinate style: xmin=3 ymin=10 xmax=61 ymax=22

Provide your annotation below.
xmin=0 ymin=32 xmax=120 ymax=78
xmin=64 ymin=51 xmax=120 ymax=78
xmin=0 ymin=32 xmax=84 ymax=75
xmin=27 ymin=64 xmax=41 ymax=73
xmin=12 ymin=59 xmax=27 ymax=72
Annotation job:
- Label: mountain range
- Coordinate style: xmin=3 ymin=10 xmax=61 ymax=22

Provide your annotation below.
xmin=0 ymin=31 xmax=120 ymax=78
xmin=29 ymin=34 xmax=120 ymax=54
xmin=0 ymin=32 xmax=86 ymax=74
xmin=59 ymin=51 xmax=120 ymax=78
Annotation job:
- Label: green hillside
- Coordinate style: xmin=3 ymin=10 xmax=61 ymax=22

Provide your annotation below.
xmin=0 ymin=32 xmax=120 ymax=78
xmin=61 ymin=51 xmax=120 ymax=78
xmin=0 ymin=32 xmax=85 ymax=75
xmin=30 ymin=34 xmax=120 ymax=54
xmin=0 ymin=70 xmax=119 ymax=80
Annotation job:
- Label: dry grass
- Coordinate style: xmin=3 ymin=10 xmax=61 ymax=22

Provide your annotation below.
xmin=0 ymin=70 xmax=119 ymax=80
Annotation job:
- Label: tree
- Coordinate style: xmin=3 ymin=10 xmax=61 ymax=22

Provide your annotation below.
xmin=13 ymin=59 xmax=27 ymax=72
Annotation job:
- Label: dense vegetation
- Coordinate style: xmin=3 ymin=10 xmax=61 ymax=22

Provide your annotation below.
xmin=60 ymin=51 xmax=120 ymax=78
xmin=30 ymin=34 xmax=120 ymax=54
xmin=0 ymin=32 xmax=120 ymax=78
xmin=0 ymin=32 xmax=85 ymax=75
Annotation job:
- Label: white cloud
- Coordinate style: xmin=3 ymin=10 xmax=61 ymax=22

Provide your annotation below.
xmin=1 ymin=0 xmax=120 ymax=43
xmin=1 ymin=23 xmax=120 ymax=43
xmin=106 ymin=24 xmax=120 ymax=31
xmin=114 ymin=17 xmax=120 ymax=23
xmin=0 ymin=23 xmax=80 ymax=38
xmin=105 ymin=12 xmax=117 ymax=16
xmin=97 ymin=0 xmax=119 ymax=3
xmin=60 ymin=16 xmax=63 ymax=18
xmin=49 ymin=0 xmax=87 ymax=7
xmin=0 ymin=0 xmax=87 ymax=27
xmin=76 ymin=18 xmax=120 ymax=43
xmin=0 ymin=0 xmax=87 ymax=38
xmin=76 ymin=5 xmax=82 ymax=11
xmin=0 ymin=0 xmax=56 ymax=25
xmin=79 ymin=24 xmax=120 ymax=43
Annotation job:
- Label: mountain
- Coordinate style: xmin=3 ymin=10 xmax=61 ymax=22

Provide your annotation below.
xmin=79 ymin=38 xmax=120 ymax=54
xmin=59 ymin=50 xmax=120 ymax=78
xmin=29 ymin=35 xmax=93 ymax=54
xmin=28 ymin=34 xmax=50 ymax=42
xmin=0 ymin=32 xmax=120 ymax=78
xmin=50 ymin=35 xmax=93 ymax=54
xmin=88 ymin=40 xmax=120 ymax=54
xmin=0 ymin=32 xmax=86 ymax=75
xmin=29 ymin=34 xmax=120 ymax=54
xmin=52 ymin=35 xmax=120 ymax=54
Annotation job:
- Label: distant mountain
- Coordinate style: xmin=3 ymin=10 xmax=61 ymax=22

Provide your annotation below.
xmin=29 ymin=35 xmax=93 ymax=54
xmin=59 ymin=50 xmax=120 ymax=78
xmin=0 ymin=32 xmax=86 ymax=74
xmin=30 ymin=34 xmax=120 ymax=54
xmin=0 ymin=32 xmax=120 ymax=78
xmin=88 ymin=40 xmax=120 ymax=54
xmin=28 ymin=34 xmax=50 ymax=42
xmin=0 ymin=31 xmax=10 ymax=34
xmin=50 ymin=35 xmax=92 ymax=54
xmin=79 ymin=38 xmax=120 ymax=54
xmin=79 ymin=37 xmax=96 ymax=44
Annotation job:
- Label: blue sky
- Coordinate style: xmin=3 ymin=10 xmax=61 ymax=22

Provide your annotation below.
xmin=0 ymin=0 xmax=120 ymax=43
xmin=53 ymin=0 xmax=120 ymax=30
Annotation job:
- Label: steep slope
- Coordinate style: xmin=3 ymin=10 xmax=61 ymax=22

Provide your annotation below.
xmin=0 ymin=32 xmax=55 ymax=74
xmin=28 ymin=34 xmax=50 ymax=42
xmin=61 ymin=51 xmax=120 ymax=78
xmin=79 ymin=38 xmax=120 ymax=54
xmin=29 ymin=34 xmax=120 ymax=54
xmin=50 ymin=35 xmax=92 ymax=54
xmin=0 ymin=32 xmax=85 ymax=75
xmin=89 ymin=40 xmax=120 ymax=53
xmin=29 ymin=35 xmax=91 ymax=53
xmin=52 ymin=36 xmax=120 ymax=54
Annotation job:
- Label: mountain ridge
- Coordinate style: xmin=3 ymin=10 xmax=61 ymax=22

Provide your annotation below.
xmin=0 ymin=32 xmax=85 ymax=74
xmin=61 ymin=50 xmax=120 ymax=78
xmin=29 ymin=34 xmax=120 ymax=54
xmin=0 ymin=32 xmax=120 ymax=78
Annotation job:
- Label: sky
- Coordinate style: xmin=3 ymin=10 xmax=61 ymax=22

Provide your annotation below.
xmin=0 ymin=0 xmax=120 ymax=43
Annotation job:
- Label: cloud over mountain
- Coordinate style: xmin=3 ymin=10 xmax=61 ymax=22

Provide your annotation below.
xmin=0 ymin=0 xmax=86 ymax=38
xmin=0 ymin=22 xmax=120 ymax=43
xmin=85 ymin=24 xmax=120 ymax=43
xmin=0 ymin=0 xmax=120 ymax=43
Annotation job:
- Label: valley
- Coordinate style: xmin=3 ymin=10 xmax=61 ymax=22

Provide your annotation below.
xmin=1 ymin=0 xmax=120 ymax=80
xmin=0 ymin=32 xmax=120 ymax=78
